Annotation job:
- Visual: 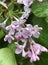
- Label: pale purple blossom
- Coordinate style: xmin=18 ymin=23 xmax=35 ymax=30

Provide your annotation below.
xmin=15 ymin=28 xmax=30 ymax=40
xmin=15 ymin=25 xmax=23 ymax=31
xmin=15 ymin=25 xmax=32 ymax=39
xmin=5 ymin=18 xmax=26 ymax=35
xmin=25 ymin=39 xmax=48 ymax=62
xmin=0 ymin=18 xmax=8 ymax=29
xmin=31 ymin=25 xmax=42 ymax=38
xmin=27 ymin=48 xmax=40 ymax=62
xmin=15 ymin=40 xmax=27 ymax=57
xmin=6 ymin=24 xmax=16 ymax=35
xmin=4 ymin=33 xmax=14 ymax=43
xmin=30 ymin=44 xmax=47 ymax=62
xmin=5 ymin=23 xmax=42 ymax=42
xmin=17 ymin=0 xmax=33 ymax=7
xmin=22 ymin=28 xmax=31 ymax=38
xmin=17 ymin=0 xmax=43 ymax=7
xmin=15 ymin=37 xmax=48 ymax=62
xmin=15 ymin=31 xmax=22 ymax=40
xmin=26 ymin=24 xmax=42 ymax=38
xmin=23 ymin=0 xmax=33 ymax=7
xmin=12 ymin=18 xmax=26 ymax=25
xmin=21 ymin=6 xmax=31 ymax=19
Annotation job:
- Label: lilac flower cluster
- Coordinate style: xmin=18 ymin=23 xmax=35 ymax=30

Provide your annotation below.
xmin=0 ymin=0 xmax=48 ymax=63
xmin=4 ymin=18 xmax=48 ymax=62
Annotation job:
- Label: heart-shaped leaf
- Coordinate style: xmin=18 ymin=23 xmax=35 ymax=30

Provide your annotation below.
xmin=0 ymin=48 xmax=17 ymax=65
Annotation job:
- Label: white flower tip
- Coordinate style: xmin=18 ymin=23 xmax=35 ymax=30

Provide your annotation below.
xmin=4 ymin=18 xmax=8 ymax=24
xmin=46 ymin=49 xmax=48 ymax=52
xmin=41 ymin=46 xmax=48 ymax=52
xmin=15 ymin=42 xmax=18 ymax=45
xmin=4 ymin=38 xmax=6 ymax=41
xmin=40 ymin=27 xmax=43 ymax=30
xmin=13 ymin=16 xmax=19 ymax=21
xmin=38 ymin=0 xmax=43 ymax=2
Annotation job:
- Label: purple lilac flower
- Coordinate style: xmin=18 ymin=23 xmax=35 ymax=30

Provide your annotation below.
xmin=15 ymin=25 xmax=31 ymax=40
xmin=31 ymin=25 xmax=42 ymax=38
xmin=6 ymin=24 xmax=16 ymax=35
xmin=12 ymin=17 xmax=26 ymax=25
xmin=21 ymin=6 xmax=31 ymax=19
xmin=29 ymin=43 xmax=48 ymax=62
xmin=23 ymin=0 xmax=33 ymax=7
xmin=0 ymin=18 xmax=8 ymax=29
xmin=15 ymin=31 xmax=22 ymax=40
xmin=15 ymin=37 xmax=48 ymax=62
xmin=6 ymin=18 xmax=26 ymax=35
xmin=15 ymin=28 xmax=30 ymax=40
xmin=22 ymin=28 xmax=32 ymax=38
xmin=5 ymin=23 xmax=42 ymax=43
xmin=26 ymin=38 xmax=48 ymax=62
xmin=15 ymin=40 xmax=27 ymax=57
xmin=27 ymin=48 xmax=40 ymax=62
xmin=26 ymin=24 xmax=42 ymax=38
xmin=17 ymin=0 xmax=43 ymax=6
xmin=17 ymin=0 xmax=33 ymax=7
xmin=4 ymin=33 xmax=14 ymax=43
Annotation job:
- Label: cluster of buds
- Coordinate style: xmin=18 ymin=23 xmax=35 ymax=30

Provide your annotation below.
xmin=0 ymin=0 xmax=48 ymax=63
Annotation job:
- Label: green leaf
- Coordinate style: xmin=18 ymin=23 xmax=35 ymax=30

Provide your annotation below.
xmin=8 ymin=43 xmax=16 ymax=53
xmin=45 ymin=17 xmax=48 ymax=23
xmin=0 ymin=48 xmax=17 ymax=65
xmin=34 ymin=53 xmax=48 ymax=65
xmin=0 ymin=16 xmax=4 ymax=23
xmin=8 ymin=4 xmax=14 ymax=10
xmin=22 ymin=59 xmax=35 ymax=65
xmin=32 ymin=1 xmax=48 ymax=17
xmin=0 ymin=6 xmax=3 ymax=13
xmin=0 ymin=30 xmax=5 ymax=39
xmin=31 ymin=16 xmax=48 ymax=47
